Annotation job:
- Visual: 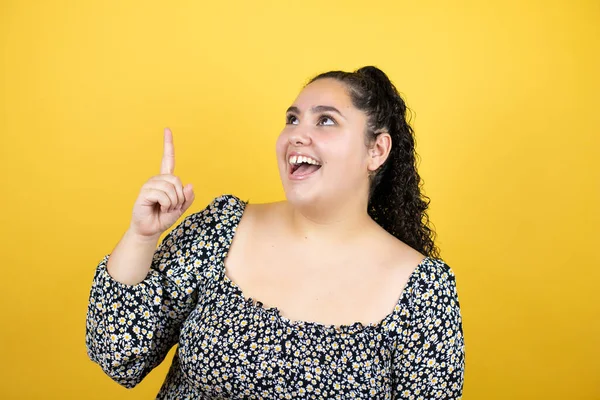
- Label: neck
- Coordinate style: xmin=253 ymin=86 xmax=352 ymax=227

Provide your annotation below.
xmin=284 ymin=195 xmax=374 ymax=245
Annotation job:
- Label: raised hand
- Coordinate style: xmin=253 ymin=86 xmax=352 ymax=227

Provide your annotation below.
xmin=129 ymin=128 xmax=195 ymax=239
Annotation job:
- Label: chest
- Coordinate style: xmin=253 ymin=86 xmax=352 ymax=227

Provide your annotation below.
xmin=222 ymin=224 xmax=413 ymax=328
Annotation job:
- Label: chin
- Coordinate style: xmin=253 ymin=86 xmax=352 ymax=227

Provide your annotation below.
xmin=287 ymin=190 xmax=336 ymax=216
xmin=283 ymin=184 xmax=318 ymax=205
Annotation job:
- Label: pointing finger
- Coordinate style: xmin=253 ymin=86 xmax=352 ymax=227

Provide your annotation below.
xmin=161 ymin=127 xmax=175 ymax=175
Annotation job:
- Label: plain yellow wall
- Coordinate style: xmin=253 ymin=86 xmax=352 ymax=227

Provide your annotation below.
xmin=1 ymin=0 xmax=598 ymax=398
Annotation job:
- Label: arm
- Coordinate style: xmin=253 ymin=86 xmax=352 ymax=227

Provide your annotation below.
xmin=85 ymin=197 xmax=221 ymax=388
xmin=392 ymin=262 xmax=465 ymax=399
xmin=104 ymin=228 xmax=161 ymax=287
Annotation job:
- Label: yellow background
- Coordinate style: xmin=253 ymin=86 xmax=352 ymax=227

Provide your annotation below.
xmin=1 ymin=0 xmax=598 ymax=398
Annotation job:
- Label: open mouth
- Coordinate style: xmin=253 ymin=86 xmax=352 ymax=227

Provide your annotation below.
xmin=288 ymin=153 xmax=323 ymax=180
xmin=290 ymin=162 xmax=322 ymax=176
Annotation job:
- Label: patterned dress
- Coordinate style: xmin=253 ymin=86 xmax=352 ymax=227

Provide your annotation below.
xmin=86 ymin=194 xmax=465 ymax=399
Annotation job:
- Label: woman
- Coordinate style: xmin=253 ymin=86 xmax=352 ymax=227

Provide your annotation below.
xmin=86 ymin=66 xmax=465 ymax=399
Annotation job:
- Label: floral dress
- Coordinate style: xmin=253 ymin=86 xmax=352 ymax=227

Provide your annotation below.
xmin=86 ymin=194 xmax=465 ymax=399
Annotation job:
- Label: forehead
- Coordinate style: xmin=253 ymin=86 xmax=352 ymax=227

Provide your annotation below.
xmin=292 ymin=78 xmax=354 ymax=111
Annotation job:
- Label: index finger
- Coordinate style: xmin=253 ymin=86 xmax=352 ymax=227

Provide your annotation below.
xmin=161 ymin=127 xmax=175 ymax=175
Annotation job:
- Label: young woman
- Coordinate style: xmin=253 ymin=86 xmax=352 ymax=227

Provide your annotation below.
xmin=86 ymin=66 xmax=465 ymax=399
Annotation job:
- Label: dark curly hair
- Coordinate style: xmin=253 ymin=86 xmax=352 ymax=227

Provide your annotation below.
xmin=307 ymin=66 xmax=440 ymax=259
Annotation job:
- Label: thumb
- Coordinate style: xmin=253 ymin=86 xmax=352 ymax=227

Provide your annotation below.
xmin=180 ymin=184 xmax=195 ymax=213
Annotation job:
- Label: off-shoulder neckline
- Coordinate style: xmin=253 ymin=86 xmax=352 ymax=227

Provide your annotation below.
xmin=215 ymin=194 xmax=437 ymax=335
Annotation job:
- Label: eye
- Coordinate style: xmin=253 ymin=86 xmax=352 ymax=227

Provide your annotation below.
xmin=285 ymin=114 xmax=337 ymax=126
xmin=286 ymin=114 xmax=299 ymax=125
xmin=318 ymin=114 xmax=336 ymax=126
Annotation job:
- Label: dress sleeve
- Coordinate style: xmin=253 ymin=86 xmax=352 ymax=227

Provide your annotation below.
xmin=392 ymin=261 xmax=466 ymax=399
xmin=85 ymin=196 xmax=224 ymax=388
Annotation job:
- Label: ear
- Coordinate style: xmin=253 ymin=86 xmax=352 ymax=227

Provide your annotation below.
xmin=367 ymin=132 xmax=392 ymax=173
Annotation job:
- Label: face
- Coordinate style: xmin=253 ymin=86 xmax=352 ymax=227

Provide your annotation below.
xmin=276 ymin=78 xmax=381 ymax=209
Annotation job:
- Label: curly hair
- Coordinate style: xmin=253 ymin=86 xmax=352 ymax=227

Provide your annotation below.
xmin=307 ymin=66 xmax=440 ymax=259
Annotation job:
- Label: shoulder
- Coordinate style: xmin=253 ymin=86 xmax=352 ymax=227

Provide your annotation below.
xmin=160 ymin=194 xmax=247 ymax=257
xmin=416 ymin=257 xmax=459 ymax=288
xmin=407 ymin=257 xmax=461 ymax=315
xmin=187 ymin=194 xmax=247 ymax=225
xmin=186 ymin=194 xmax=287 ymax=234
xmin=165 ymin=194 xmax=247 ymax=244
xmin=200 ymin=193 xmax=247 ymax=215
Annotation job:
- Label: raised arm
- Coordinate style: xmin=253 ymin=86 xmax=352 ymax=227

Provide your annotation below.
xmin=86 ymin=127 xmax=206 ymax=388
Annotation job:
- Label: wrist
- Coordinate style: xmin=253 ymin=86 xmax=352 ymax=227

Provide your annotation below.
xmin=125 ymin=227 xmax=161 ymax=244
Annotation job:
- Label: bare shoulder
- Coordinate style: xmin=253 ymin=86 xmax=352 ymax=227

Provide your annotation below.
xmin=368 ymin=221 xmax=428 ymax=271
xmin=244 ymin=199 xmax=285 ymax=218
xmin=225 ymin=199 xmax=286 ymax=265
xmin=238 ymin=199 xmax=287 ymax=232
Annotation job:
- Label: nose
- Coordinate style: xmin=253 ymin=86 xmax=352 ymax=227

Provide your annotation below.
xmin=288 ymin=128 xmax=312 ymax=146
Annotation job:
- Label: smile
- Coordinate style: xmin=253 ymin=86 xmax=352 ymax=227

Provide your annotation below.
xmin=288 ymin=154 xmax=322 ymax=180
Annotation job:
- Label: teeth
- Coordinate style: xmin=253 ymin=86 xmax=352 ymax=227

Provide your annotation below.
xmin=288 ymin=155 xmax=321 ymax=166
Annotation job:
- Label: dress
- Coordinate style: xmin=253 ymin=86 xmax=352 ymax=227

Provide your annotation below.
xmin=85 ymin=194 xmax=465 ymax=399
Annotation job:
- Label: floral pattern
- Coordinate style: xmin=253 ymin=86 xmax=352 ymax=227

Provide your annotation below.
xmin=86 ymin=194 xmax=465 ymax=399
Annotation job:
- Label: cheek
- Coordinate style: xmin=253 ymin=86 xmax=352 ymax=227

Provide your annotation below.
xmin=275 ymin=132 xmax=287 ymax=157
xmin=324 ymin=135 xmax=366 ymax=165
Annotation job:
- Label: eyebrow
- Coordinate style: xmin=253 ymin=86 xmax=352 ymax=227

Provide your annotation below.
xmin=286 ymin=105 xmax=346 ymax=120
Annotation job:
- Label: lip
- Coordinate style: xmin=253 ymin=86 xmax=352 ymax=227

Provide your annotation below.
xmin=286 ymin=151 xmax=322 ymax=181
xmin=287 ymin=151 xmax=322 ymax=164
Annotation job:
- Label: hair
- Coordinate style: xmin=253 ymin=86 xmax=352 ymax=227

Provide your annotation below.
xmin=307 ymin=66 xmax=440 ymax=259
